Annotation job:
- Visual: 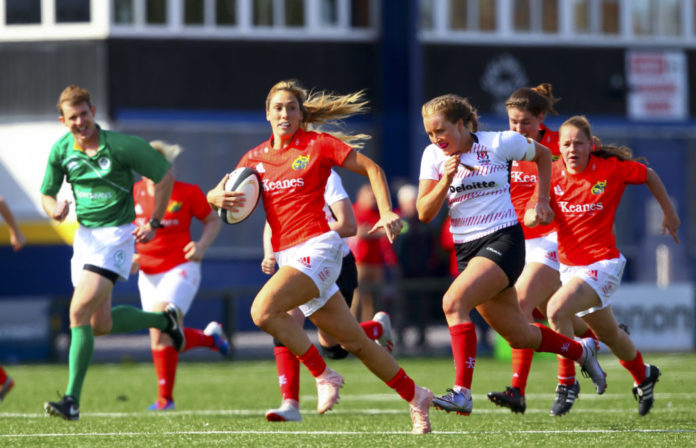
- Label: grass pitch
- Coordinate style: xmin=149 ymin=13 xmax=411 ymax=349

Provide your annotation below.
xmin=0 ymin=353 xmax=695 ymax=447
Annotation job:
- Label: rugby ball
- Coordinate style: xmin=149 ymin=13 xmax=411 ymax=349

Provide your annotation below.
xmin=218 ymin=167 xmax=261 ymax=224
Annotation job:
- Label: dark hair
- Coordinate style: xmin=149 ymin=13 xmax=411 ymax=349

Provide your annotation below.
xmin=505 ymin=83 xmax=560 ymax=117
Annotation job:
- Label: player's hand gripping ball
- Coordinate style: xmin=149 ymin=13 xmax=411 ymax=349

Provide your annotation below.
xmin=218 ymin=167 xmax=261 ymax=224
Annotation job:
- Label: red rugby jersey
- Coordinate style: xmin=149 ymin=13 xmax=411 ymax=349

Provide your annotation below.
xmin=550 ymin=155 xmax=647 ymax=266
xmin=237 ymin=128 xmax=353 ymax=252
xmin=509 ymin=124 xmax=561 ymax=239
xmin=134 ymin=180 xmax=213 ymax=274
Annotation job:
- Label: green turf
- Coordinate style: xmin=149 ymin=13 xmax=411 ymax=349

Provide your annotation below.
xmin=1 ymin=353 xmax=695 ymax=447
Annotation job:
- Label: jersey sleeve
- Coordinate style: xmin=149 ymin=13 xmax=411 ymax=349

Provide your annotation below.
xmin=320 ymin=133 xmax=353 ymax=167
xmin=324 ymin=169 xmax=349 ymax=206
xmin=189 ymin=184 xmax=214 ymax=220
xmin=498 ymin=131 xmax=531 ymax=161
xmin=617 ymin=159 xmax=648 ymax=185
xmin=419 ymin=145 xmax=440 ymax=181
xmin=40 ymin=144 xmax=65 ymax=196
xmin=112 ymin=134 xmax=170 ymax=182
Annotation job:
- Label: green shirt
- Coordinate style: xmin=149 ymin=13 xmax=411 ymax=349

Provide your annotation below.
xmin=40 ymin=127 xmax=170 ymax=228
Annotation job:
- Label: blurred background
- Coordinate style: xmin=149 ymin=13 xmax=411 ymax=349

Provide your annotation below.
xmin=0 ymin=0 xmax=693 ymax=362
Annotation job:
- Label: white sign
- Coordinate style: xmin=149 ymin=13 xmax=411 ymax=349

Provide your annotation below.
xmin=610 ymin=283 xmax=694 ymax=352
xmin=626 ymin=51 xmax=688 ymax=120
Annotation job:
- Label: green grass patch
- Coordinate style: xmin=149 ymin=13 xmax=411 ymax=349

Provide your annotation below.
xmin=1 ymin=354 xmax=695 ymax=447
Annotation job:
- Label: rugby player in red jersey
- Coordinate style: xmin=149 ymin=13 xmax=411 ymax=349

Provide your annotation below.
xmin=527 ymin=115 xmax=679 ymax=416
xmin=207 ymin=80 xmax=432 ymax=434
xmin=489 ymin=84 xmax=600 ymax=416
xmin=133 ymin=141 xmax=226 ymax=411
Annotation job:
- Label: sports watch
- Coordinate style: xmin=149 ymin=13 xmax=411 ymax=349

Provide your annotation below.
xmin=149 ymin=218 xmax=164 ymax=229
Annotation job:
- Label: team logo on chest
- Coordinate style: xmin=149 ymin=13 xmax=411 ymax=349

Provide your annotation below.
xmin=98 ymin=156 xmax=111 ymax=170
xmin=292 ymin=155 xmax=310 ymax=170
xmin=591 ymin=180 xmax=607 ymax=195
xmin=167 ymin=201 xmax=182 ymax=213
xmin=475 ymin=151 xmax=490 ymax=164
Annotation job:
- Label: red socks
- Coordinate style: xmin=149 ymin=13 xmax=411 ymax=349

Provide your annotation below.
xmin=0 ymin=366 xmax=7 ymax=384
xmin=298 ymin=345 xmax=327 ymax=378
xmin=450 ymin=322 xmax=477 ymax=389
xmin=273 ymin=346 xmax=300 ymax=402
xmin=619 ymin=351 xmax=646 ymax=384
xmin=533 ymin=323 xmax=583 ymax=360
xmin=579 ymin=328 xmax=597 ymax=340
xmin=386 ymin=368 xmax=416 ymax=402
xmin=152 ymin=346 xmax=178 ymax=400
xmin=510 ymin=348 xmax=534 ymax=394
xmin=360 ymin=320 xmax=383 ymax=340
xmin=557 ymin=355 xmax=577 ymax=385
xmin=182 ymin=328 xmax=214 ymax=353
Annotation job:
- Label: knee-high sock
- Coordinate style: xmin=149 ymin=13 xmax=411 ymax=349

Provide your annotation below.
xmin=110 ymin=305 xmax=169 ymax=334
xmin=619 ymin=351 xmax=647 ymax=384
xmin=0 ymin=366 xmax=8 ymax=384
xmin=182 ymin=328 xmax=214 ymax=352
xmin=386 ymin=368 xmax=416 ymax=402
xmin=274 ymin=346 xmax=300 ymax=402
xmin=533 ymin=323 xmax=584 ymax=360
xmin=298 ymin=345 xmax=327 ymax=378
xmin=65 ymin=325 xmax=94 ymax=403
xmin=450 ymin=322 xmax=477 ymax=389
xmin=510 ymin=348 xmax=534 ymax=394
xmin=152 ymin=346 xmax=178 ymax=400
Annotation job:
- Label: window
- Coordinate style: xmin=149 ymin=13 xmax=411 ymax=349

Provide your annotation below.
xmin=285 ymin=0 xmax=304 ymax=27
xmin=320 ymin=0 xmax=338 ymax=25
xmin=185 ymin=0 xmax=205 ymax=25
xmin=451 ymin=0 xmax=468 ymax=30
xmin=216 ymin=0 xmax=237 ymax=25
xmin=632 ymin=0 xmax=681 ymax=37
xmin=5 ymin=0 xmax=41 ymax=24
xmin=114 ymin=0 xmax=134 ymax=24
xmin=147 ymin=0 xmax=167 ymax=25
xmin=55 ymin=0 xmax=90 ymax=23
xmin=541 ymin=0 xmax=558 ymax=33
xmin=479 ymin=0 xmax=496 ymax=31
xmin=419 ymin=0 xmax=434 ymax=30
xmin=513 ymin=0 xmax=531 ymax=31
xmin=572 ymin=0 xmax=590 ymax=33
xmin=601 ymin=0 xmax=619 ymax=34
xmin=351 ymin=0 xmax=371 ymax=28
xmin=253 ymin=0 xmax=273 ymax=26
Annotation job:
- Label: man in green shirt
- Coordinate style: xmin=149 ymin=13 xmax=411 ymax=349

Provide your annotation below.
xmin=40 ymin=85 xmax=182 ymax=421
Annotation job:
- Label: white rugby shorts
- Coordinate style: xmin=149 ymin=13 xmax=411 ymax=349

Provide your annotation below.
xmin=71 ymin=223 xmax=136 ymax=286
xmin=138 ymin=261 xmax=201 ymax=315
xmin=525 ymin=232 xmax=560 ymax=271
xmin=559 ymin=254 xmax=626 ymax=317
xmin=275 ymin=231 xmax=343 ymax=317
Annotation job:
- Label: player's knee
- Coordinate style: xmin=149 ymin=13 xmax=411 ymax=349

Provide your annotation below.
xmin=321 ymin=344 xmax=349 ymax=360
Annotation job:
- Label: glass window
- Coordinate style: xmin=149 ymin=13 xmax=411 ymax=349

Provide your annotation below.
xmin=185 ymin=0 xmax=205 ymax=25
xmin=5 ymin=0 xmax=41 ymax=24
xmin=56 ymin=0 xmax=90 ymax=23
xmin=254 ymin=0 xmax=273 ymax=26
xmin=656 ymin=0 xmax=681 ymax=36
xmin=147 ymin=0 xmax=167 ymax=25
xmin=351 ymin=0 xmax=371 ymax=28
xmin=572 ymin=0 xmax=590 ymax=33
xmin=541 ymin=0 xmax=558 ymax=33
xmin=216 ymin=0 xmax=237 ymax=25
xmin=114 ymin=0 xmax=134 ymax=24
xmin=479 ymin=0 xmax=496 ymax=31
xmin=451 ymin=0 xmax=468 ymax=30
xmin=601 ymin=0 xmax=619 ymax=34
xmin=320 ymin=0 xmax=338 ymax=25
xmin=513 ymin=0 xmax=531 ymax=32
xmin=419 ymin=0 xmax=434 ymax=30
xmin=632 ymin=0 xmax=651 ymax=35
xmin=285 ymin=0 xmax=304 ymax=27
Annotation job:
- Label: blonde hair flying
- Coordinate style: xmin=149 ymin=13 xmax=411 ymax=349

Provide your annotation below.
xmin=266 ymin=79 xmax=372 ymax=149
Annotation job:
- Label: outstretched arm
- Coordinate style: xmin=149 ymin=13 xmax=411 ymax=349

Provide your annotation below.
xmin=341 ymin=150 xmax=402 ymax=242
xmin=645 ymin=168 xmax=680 ymax=243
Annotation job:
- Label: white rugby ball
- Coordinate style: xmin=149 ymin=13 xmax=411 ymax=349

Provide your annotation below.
xmin=218 ymin=167 xmax=261 ymax=224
